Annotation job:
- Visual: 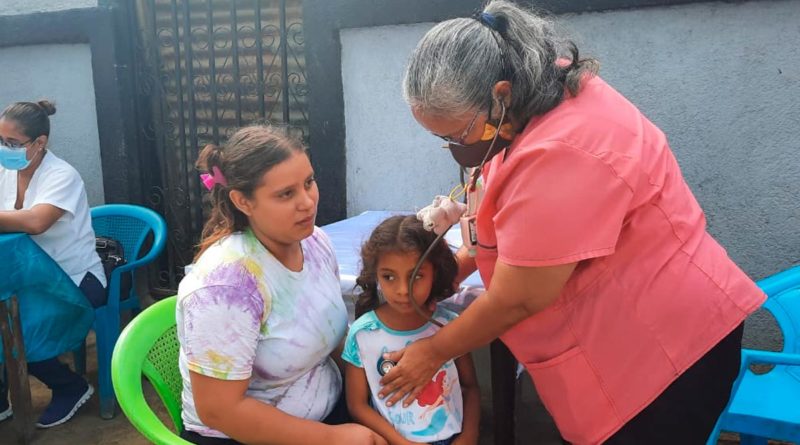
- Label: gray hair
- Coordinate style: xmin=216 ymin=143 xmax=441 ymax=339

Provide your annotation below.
xmin=403 ymin=0 xmax=598 ymax=123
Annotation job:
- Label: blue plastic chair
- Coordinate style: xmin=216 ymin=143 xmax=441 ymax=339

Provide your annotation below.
xmin=707 ymin=265 xmax=800 ymax=444
xmin=74 ymin=204 xmax=167 ymax=419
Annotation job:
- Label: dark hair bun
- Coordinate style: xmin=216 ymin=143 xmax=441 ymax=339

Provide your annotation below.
xmin=36 ymin=100 xmax=56 ymax=116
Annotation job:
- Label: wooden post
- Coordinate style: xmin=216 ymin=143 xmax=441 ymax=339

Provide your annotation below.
xmin=491 ymin=339 xmax=516 ymax=445
xmin=0 ymin=296 xmax=34 ymax=445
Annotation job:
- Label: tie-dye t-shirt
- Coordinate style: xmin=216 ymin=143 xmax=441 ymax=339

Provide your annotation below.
xmin=177 ymin=226 xmax=348 ymax=438
xmin=342 ymin=308 xmax=463 ymax=443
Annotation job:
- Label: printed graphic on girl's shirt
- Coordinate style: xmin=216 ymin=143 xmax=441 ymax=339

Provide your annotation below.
xmin=342 ymin=308 xmax=464 ymax=443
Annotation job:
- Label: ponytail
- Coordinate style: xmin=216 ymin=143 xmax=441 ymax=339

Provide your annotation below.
xmin=194 ymin=143 xmax=248 ymax=260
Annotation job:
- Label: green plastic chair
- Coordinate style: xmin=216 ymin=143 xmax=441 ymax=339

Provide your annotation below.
xmin=111 ymin=296 xmax=192 ymax=445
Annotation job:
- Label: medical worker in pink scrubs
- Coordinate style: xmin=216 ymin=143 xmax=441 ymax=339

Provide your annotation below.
xmin=378 ymin=1 xmax=766 ymax=444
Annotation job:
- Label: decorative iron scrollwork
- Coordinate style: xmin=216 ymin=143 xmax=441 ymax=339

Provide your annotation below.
xmin=131 ymin=0 xmax=308 ymax=292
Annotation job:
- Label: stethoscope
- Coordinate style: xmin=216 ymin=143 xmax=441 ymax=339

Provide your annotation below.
xmin=377 ymin=103 xmax=509 ymax=376
xmin=378 ymin=158 xmax=494 ymax=377
xmin=393 ymin=101 xmax=509 ymax=360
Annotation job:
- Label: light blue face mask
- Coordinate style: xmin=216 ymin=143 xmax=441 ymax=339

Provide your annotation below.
xmin=0 ymin=145 xmax=32 ymax=170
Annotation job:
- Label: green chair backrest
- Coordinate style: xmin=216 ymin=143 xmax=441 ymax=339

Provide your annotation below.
xmin=112 ymin=296 xmax=193 ymax=445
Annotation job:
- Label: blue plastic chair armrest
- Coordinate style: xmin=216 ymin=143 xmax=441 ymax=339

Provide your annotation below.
xmin=756 ymin=264 xmax=800 ymax=297
xmin=742 ymin=348 xmax=800 ymax=367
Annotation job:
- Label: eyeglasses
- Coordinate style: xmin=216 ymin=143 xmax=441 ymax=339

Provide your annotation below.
xmin=0 ymin=137 xmax=32 ymax=150
xmin=436 ymin=108 xmax=482 ymax=147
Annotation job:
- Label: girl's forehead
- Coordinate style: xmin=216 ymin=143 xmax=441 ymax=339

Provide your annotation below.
xmin=377 ymin=250 xmax=431 ymax=268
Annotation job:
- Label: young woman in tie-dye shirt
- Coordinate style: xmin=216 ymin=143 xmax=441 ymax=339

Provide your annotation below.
xmin=176 ymin=125 xmax=387 ymax=445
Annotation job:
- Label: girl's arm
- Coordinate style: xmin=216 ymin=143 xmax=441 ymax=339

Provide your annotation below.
xmin=345 ymin=364 xmax=424 ymax=445
xmin=191 ymin=371 xmax=386 ymax=445
xmin=0 ymin=204 xmax=64 ymax=234
xmin=452 ymin=354 xmax=480 ymax=445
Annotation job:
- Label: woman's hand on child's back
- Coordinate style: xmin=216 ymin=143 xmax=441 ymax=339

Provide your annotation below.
xmin=327 ymin=423 xmax=389 ymax=445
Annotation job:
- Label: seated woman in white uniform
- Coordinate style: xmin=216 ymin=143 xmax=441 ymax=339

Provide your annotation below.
xmin=0 ymin=100 xmax=105 ymax=428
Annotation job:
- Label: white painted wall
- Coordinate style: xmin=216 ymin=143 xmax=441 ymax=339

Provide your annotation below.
xmin=0 ymin=44 xmax=104 ymax=205
xmin=341 ymin=23 xmax=460 ymax=216
xmin=0 ymin=0 xmax=96 ymax=16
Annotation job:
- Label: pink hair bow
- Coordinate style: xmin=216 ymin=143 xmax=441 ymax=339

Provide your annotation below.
xmin=200 ymin=166 xmax=228 ymax=191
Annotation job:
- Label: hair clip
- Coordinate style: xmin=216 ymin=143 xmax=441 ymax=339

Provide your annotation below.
xmin=473 ymin=11 xmax=508 ymax=36
xmin=478 ymin=12 xmax=497 ymax=28
xmin=200 ymin=165 xmax=228 ymax=190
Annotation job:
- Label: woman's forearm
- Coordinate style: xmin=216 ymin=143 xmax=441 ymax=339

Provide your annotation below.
xmin=378 ymin=261 xmax=576 ymax=407
xmin=429 ymin=292 xmax=527 ymax=363
xmin=431 ymin=260 xmax=578 ymax=362
xmin=0 ymin=210 xmax=41 ymax=234
xmin=0 ymin=205 xmax=63 ymax=235
xmin=192 ymin=372 xmax=334 ymax=445
xmin=203 ymin=397 xmax=333 ymax=445
xmin=454 ymin=247 xmax=478 ymax=284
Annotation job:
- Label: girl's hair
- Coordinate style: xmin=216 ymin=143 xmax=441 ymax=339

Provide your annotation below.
xmin=195 ymin=124 xmax=306 ymax=260
xmin=355 ymin=215 xmax=458 ymax=318
xmin=0 ymin=100 xmax=57 ymax=139
xmin=403 ymin=0 xmax=599 ymax=124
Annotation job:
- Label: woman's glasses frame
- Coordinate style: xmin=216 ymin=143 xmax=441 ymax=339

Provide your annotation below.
xmin=436 ymin=107 xmax=482 ymax=148
xmin=0 ymin=137 xmax=33 ymax=150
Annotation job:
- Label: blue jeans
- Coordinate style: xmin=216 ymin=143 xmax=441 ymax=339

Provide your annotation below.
xmin=80 ymin=271 xmax=107 ymax=308
xmin=0 ymin=272 xmax=103 ymax=401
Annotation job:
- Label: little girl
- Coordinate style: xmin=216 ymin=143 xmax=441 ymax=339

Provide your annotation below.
xmin=342 ymin=215 xmax=480 ymax=445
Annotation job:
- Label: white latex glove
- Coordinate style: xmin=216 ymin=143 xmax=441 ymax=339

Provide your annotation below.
xmin=416 ymin=195 xmax=467 ymax=235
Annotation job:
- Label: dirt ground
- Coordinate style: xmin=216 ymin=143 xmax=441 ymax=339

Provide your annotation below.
xmin=0 ymin=335 xmax=559 ymax=445
xmin=0 ymin=333 xmax=756 ymax=445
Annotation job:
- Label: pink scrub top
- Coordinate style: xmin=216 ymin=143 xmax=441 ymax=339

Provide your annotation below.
xmin=474 ymin=75 xmax=765 ymax=445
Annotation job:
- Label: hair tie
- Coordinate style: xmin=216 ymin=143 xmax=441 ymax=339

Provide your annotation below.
xmin=474 ymin=11 xmax=507 ymax=35
xmin=200 ymin=165 xmax=228 ymax=190
xmin=478 ymin=12 xmax=497 ymax=28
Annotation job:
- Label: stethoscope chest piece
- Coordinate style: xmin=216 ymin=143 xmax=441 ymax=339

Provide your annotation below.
xmin=377 ymin=357 xmax=397 ymax=376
